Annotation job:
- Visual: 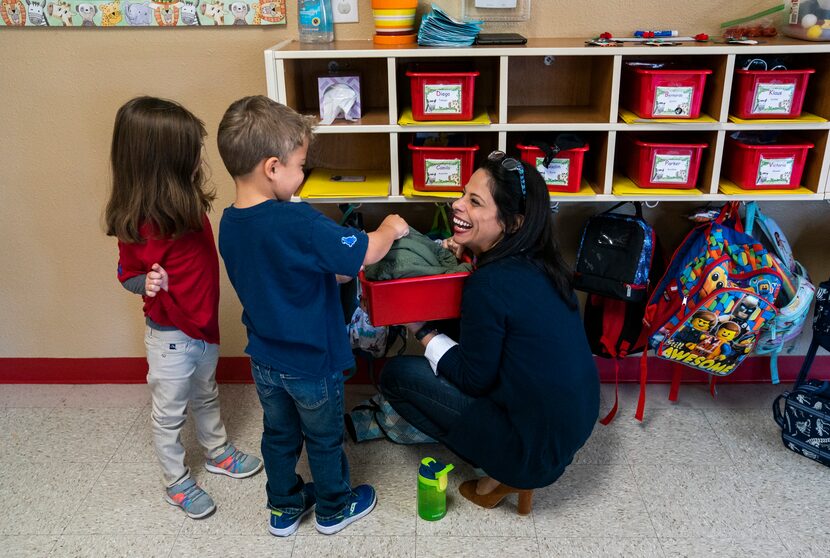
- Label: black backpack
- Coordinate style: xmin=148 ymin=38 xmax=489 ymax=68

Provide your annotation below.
xmin=573 ymin=202 xmax=656 ymax=302
xmin=574 ymin=202 xmax=662 ymax=423
xmin=773 ymin=277 xmax=830 ymax=468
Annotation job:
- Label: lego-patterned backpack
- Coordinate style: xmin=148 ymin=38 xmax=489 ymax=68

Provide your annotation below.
xmin=745 ymin=201 xmax=815 ymax=385
xmin=635 ymin=202 xmax=782 ymax=420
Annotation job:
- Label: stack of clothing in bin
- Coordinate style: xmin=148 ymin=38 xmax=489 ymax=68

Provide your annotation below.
xmin=364 ymin=228 xmax=472 ymax=281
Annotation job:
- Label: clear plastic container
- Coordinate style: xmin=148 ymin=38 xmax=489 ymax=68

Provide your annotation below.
xmin=298 ymin=0 xmax=334 ymax=43
xmin=783 ymin=0 xmax=830 ymax=42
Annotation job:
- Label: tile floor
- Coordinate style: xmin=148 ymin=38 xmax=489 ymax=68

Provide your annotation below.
xmin=0 ymin=382 xmax=827 ymax=557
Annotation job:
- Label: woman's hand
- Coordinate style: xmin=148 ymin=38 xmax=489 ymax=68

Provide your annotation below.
xmin=442 ymin=237 xmax=465 ymax=260
xmin=405 ymin=322 xmax=427 ymax=335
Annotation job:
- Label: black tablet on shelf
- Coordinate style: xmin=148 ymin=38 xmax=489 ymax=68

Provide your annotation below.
xmin=474 ymin=33 xmax=528 ymax=45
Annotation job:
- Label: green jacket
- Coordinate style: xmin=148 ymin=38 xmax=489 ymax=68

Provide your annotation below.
xmin=364 ymin=228 xmax=472 ymax=281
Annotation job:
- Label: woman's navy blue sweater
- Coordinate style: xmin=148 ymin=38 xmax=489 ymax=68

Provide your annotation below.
xmin=438 ymin=256 xmax=600 ymax=489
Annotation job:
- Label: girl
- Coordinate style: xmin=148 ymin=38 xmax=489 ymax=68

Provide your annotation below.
xmin=105 ymin=96 xmax=262 ymax=519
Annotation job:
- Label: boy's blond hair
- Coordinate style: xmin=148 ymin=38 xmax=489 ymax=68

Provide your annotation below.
xmin=217 ymin=95 xmax=315 ymax=178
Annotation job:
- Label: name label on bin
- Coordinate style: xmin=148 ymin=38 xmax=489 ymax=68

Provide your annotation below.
xmin=651 ymin=154 xmax=691 ymax=183
xmin=423 ymin=85 xmax=463 ymax=114
xmin=756 ymin=156 xmax=795 ymax=186
xmin=751 ymin=83 xmax=795 ymax=114
xmin=425 ymin=159 xmax=462 ymax=187
xmin=535 ymin=156 xmax=570 ymax=186
xmin=653 ymin=86 xmax=693 ymax=116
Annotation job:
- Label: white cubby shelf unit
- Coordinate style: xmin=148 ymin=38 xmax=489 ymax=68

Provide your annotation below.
xmin=264 ymin=38 xmax=830 ymax=203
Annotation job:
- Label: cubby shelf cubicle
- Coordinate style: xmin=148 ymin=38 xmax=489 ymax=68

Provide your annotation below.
xmin=263 ymin=37 xmax=830 ymax=203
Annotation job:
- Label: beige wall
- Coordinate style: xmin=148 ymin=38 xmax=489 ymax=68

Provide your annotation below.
xmin=1 ymin=1 xmax=828 ymax=360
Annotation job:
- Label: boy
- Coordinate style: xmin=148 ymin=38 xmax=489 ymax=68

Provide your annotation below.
xmin=216 ymin=96 xmax=408 ymax=536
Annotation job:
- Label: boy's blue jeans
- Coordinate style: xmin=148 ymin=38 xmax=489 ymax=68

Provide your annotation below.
xmin=251 ymin=358 xmax=351 ymax=519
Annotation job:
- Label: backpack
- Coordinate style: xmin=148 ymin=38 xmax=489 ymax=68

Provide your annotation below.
xmin=745 ymin=201 xmax=815 ymax=384
xmin=575 ymin=202 xmax=661 ymax=424
xmin=573 ymin=201 xmax=656 ymax=302
xmin=637 ymin=202 xmax=783 ymax=420
xmin=345 ymin=392 xmax=436 ymax=445
xmin=773 ymin=277 xmax=830 ymax=468
xmin=338 ymin=204 xmax=406 ymax=371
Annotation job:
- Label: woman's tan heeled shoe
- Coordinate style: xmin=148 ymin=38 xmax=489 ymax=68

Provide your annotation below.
xmin=458 ymin=479 xmax=534 ymax=515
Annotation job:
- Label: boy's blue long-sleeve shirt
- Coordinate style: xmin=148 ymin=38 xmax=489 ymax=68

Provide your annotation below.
xmin=219 ymin=200 xmax=368 ymax=378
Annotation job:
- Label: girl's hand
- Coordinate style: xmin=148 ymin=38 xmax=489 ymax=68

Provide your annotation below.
xmin=145 ymin=263 xmax=169 ymax=297
xmin=442 ymin=237 xmax=464 ymax=260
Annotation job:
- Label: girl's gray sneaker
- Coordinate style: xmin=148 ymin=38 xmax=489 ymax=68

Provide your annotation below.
xmin=205 ymin=444 xmax=263 ymax=479
xmin=165 ymin=478 xmax=216 ymax=519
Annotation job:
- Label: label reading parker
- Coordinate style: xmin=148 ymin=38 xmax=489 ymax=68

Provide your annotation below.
xmin=756 ymin=156 xmax=795 ymax=186
xmin=751 ymin=83 xmax=796 ymax=114
xmin=651 ymin=154 xmax=692 ymax=183
xmin=535 ymin=156 xmax=570 ymax=186
xmin=423 ymin=85 xmax=463 ymax=114
xmin=652 ymin=86 xmax=694 ymax=116
xmin=425 ymin=159 xmax=462 ymax=186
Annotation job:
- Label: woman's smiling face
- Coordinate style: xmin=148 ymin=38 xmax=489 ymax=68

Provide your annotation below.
xmin=451 ymin=169 xmax=505 ymax=256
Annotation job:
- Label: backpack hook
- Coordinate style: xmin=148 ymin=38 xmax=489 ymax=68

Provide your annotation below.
xmin=549 ymin=200 xmax=560 ymax=214
xmin=644 ymin=200 xmax=660 ymax=209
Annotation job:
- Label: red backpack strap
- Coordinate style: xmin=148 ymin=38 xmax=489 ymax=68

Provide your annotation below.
xmin=669 ymin=362 xmax=683 ymax=402
xmin=715 ymin=201 xmax=744 ymax=232
xmin=636 ymin=350 xmax=648 ymax=421
xmin=598 ymin=297 xmax=626 ymax=359
xmin=599 ymin=359 xmax=620 ymax=425
xmin=598 ymin=298 xmax=627 ymax=425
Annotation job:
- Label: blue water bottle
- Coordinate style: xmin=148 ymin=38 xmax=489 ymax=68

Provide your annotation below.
xmin=298 ymin=0 xmax=334 ymax=43
xmin=417 ymin=457 xmax=454 ymax=521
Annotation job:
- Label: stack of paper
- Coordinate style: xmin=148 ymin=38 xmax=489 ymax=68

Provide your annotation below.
xmin=418 ymin=5 xmax=482 ymax=47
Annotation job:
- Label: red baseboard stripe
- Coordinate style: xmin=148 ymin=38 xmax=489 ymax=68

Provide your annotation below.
xmin=0 ymin=355 xmax=827 ymax=384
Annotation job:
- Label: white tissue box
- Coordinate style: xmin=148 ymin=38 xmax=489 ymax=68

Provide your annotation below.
xmin=317 ymin=74 xmax=362 ymax=123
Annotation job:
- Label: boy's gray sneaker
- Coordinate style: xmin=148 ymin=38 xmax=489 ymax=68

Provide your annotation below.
xmin=205 ymin=444 xmax=263 ymax=479
xmin=165 ymin=478 xmax=216 ymax=519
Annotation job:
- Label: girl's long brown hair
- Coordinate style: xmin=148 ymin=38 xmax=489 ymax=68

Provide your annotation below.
xmin=105 ymin=96 xmax=216 ymax=243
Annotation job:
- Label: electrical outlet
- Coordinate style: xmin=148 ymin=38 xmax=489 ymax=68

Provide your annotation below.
xmin=332 ymin=0 xmax=358 ymax=23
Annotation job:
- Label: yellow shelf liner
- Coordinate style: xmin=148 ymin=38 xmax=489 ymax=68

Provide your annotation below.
xmin=727 ymin=112 xmax=827 ymax=124
xmin=619 ymin=108 xmax=717 ymax=124
xmin=402 ymin=175 xmax=462 ymax=199
xmin=299 ymin=168 xmax=390 ymax=198
xmin=398 ymin=108 xmax=492 ymax=126
xmin=612 ymin=174 xmax=705 ymax=196
xmin=718 ymin=179 xmax=814 ymax=196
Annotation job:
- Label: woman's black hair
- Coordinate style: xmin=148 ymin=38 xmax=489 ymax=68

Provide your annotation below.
xmin=476 ymin=157 xmax=576 ymax=309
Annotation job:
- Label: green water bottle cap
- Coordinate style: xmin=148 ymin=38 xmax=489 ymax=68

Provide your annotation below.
xmin=419 ymin=457 xmax=454 ymax=490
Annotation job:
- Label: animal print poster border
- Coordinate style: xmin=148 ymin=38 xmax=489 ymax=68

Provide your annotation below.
xmin=0 ymin=0 xmax=286 ymax=26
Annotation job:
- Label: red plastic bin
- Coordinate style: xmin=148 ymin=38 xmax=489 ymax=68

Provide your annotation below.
xmin=723 ymin=136 xmax=813 ymax=190
xmin=623 ymin=64 xmax=712 ymax=119
xmin=358 ymin=270 xmax=471 ymax=327
xmin=516 ymin=143 xmax=589 ymax=193
xmin=731 ymin=68 xmax=815 ymax=119
xmin=406 ymin=68 xmax=479 ymax=121
xmin=408 ymin=143 xmax=478 ymax=192
xmin=625 ymin=137 xmax=708 ymax=189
